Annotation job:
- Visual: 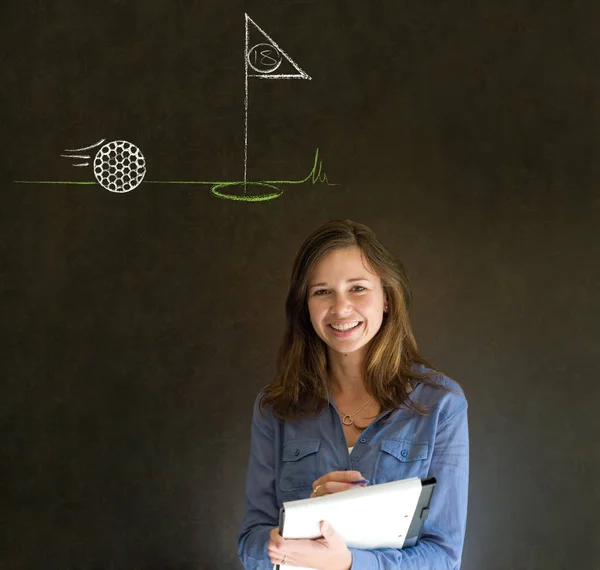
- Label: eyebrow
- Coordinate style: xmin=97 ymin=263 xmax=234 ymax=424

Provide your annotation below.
xmin=309 ymin=277 xmax=370 ymax=289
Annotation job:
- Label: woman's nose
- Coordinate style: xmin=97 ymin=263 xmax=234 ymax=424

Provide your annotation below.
xmin=330 ymin=294 xmax=352 ymax=315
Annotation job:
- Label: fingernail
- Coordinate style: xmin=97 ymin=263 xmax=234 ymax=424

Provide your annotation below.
xmin=351 ymin=478 xmax=369 ymax=485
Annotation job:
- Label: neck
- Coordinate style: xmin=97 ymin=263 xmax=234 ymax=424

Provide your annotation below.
xmin=327 ymin=346 xmax=368 ymax=397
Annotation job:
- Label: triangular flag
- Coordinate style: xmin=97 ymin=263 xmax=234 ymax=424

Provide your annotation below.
xmin=245 ymin=14 xmax=311 ymax=80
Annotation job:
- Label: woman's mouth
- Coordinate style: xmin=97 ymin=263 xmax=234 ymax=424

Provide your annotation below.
xmin=328 ymin=321 xmax=363 ymax=337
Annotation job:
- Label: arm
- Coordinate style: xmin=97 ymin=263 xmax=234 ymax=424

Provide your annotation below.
xmin=349 ymin=405 xmax=469 ymax=570
xmin=237 ymin=395 xmax=280 ymax=570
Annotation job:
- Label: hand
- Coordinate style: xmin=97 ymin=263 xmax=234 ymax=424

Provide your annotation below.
xmin=310 ymin=470 xmax=367 ymax=498
xmin=268 ymin=521 xmax=352 ymax=570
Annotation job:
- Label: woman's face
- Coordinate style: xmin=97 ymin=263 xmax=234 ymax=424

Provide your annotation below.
xmin=307 ymin=246 xmax=386 ymax=358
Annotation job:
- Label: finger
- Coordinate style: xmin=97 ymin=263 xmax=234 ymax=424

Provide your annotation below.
xmin=268 ymin=546 xmax=284 ymax=558
xmin=269 ymin=552 xmax=289 ymax=565
xmin=268 ymin=545 xmax=289 ymax=559
xmin=268 ymin=545 xmax=300 ymax=566
xmin=316 ymin=520 xmax=347 ymax=549
xmin=312 ymin=470 xmax=363 ymax=488
xmin=269 ymin=528 xmax=285 ymax=547
xmin=320 ymin=520 xmax=335 ymax=538
xmin=279 ymin=538 xmax=315 ymax=553
xmin=312 ymin=470 xmax=363 ymax=487
xmin=313 ymin=480 xmax=364 ymax=496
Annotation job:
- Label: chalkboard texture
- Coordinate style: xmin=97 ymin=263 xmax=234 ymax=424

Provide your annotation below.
xmin=1 ymin=1 xmax=599 ymax=569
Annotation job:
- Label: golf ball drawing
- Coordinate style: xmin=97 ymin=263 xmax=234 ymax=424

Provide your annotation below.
xmin=93 ymin=140 xmax=146 ymax=193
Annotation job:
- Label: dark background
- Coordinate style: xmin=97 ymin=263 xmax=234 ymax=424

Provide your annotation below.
xmin=2 ymin=1 xmax=599 ymax=569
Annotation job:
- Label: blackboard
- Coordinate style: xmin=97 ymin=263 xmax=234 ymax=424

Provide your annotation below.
xmin=2 ymin=1 xmax=599 ymax=569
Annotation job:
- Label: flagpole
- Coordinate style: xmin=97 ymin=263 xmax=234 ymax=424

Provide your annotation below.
xmin=244 ymin=14 xmax=249 ymax=194
xmin=244 ymin=13 xmax=311 ymax=197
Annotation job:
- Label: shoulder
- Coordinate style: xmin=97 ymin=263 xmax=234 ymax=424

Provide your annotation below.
xmin=247 ymin=390 xmax=282 ymax=443
xmin=252 ymin=389 xmax=270 ymax=418
xmin=251 ymin=389 xmax=282 ymax=427
xmin=411 ymin=367 xmax=468 ymax=425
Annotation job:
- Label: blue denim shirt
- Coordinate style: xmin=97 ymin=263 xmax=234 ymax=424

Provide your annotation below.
xmin=237 ymin=373 xmax=469 ymax=569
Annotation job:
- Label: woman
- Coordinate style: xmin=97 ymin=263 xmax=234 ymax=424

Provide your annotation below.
xmin=237 ymin=219 xmax=469 ymax=569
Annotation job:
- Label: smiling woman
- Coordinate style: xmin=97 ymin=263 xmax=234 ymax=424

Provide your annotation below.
xmin=307 ymin=247 xmax=386 ymax=361
xmin=237 ymin=219 xmax=469 ymax=570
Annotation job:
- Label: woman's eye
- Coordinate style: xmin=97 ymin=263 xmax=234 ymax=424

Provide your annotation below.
xmin=351 ymin=285 xmax=366 ymax=292
xmin=313 ymin=289 xmax=329 ymax=296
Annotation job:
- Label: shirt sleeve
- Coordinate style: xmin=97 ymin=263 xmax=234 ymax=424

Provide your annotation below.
xmin=237 ymin=394 xmax=280 ymax=570
xmin=349 ymin=403 xmax=469 ymax=570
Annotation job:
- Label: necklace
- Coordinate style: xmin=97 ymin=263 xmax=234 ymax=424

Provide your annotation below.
xmin=339 ymin=396 xmax=374 ymax=426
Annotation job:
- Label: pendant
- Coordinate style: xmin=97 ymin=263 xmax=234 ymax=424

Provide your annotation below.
xmin=342 ymin=415 xmax=354 ymax=426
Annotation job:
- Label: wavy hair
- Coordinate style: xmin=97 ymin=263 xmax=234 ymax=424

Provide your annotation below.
xmin=261 ymin=219 xmax=443 ymax=420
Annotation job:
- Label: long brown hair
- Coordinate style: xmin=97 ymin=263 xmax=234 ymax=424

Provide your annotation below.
xmin=261 ymin=219 xmax=443 ymax=420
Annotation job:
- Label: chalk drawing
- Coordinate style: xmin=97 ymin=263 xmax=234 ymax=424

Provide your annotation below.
xmin=18 ymin=148 xmax=334 ymax=202
xmin=243 ymin=14 xmax=311 ymax=200
xmin=245 ymin=14 xmax=311 ymax=80
xmin=15 ymin=14 xmax=334 ymax=202
xmin=247 ymin=43 xmax=283 ymax=74
xmin=93 ymin=140 xmax=146 ymax=193
xmin=60 ymin=138 xmax=146 ymax=193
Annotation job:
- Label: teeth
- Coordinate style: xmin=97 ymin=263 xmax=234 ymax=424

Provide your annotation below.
xmin=331 ymin=322 xmax=360 ymax=331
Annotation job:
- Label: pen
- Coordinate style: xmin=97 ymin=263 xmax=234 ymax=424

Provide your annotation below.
xmin=351 ymin=478 xmax=369 ymax=485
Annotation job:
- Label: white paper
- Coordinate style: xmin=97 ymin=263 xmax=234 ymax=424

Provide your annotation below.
xmin=277 ymin=477 xmax=423 ymax=570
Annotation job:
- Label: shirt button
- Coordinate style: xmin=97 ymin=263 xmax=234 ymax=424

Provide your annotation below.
xmin=401 ymin=449 xmax=408 ymax=457
xmin=359 ymin=437 xmax=367 ymax=444
xmin=294 ymin=449 xmax=300 ymax=456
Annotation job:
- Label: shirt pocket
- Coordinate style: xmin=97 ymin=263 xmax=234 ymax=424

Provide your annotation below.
xmin=279 ymin=439 xmax=321 ymax=492
xmin=373 ymin=438 xmax=429 ymax=484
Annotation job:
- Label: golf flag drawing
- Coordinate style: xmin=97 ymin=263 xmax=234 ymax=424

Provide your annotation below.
xmin=240 ymin=14 xmax=312 ymax=200
xmin=175 ymin=12 xmax=314 ymax=202
xmin=15 ymin=13 xmax=334 ymax=202
xmin=245 ymin=14 xmax=311 ymax=80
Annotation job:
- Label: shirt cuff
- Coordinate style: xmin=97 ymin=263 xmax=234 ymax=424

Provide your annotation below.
xmin=349 ymin=548 xmax=377 ymax=570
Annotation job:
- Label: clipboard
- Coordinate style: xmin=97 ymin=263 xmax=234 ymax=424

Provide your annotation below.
xmin=275 ymin=477 xmax=436 ymax=570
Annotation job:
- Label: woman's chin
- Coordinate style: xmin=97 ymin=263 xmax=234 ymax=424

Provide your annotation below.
xmin=326 ymin=339 xmax=370 ymax=358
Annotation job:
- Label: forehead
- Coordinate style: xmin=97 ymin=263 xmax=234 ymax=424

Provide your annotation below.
xmin=310 ymin=246 xmax=378 ymax=280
